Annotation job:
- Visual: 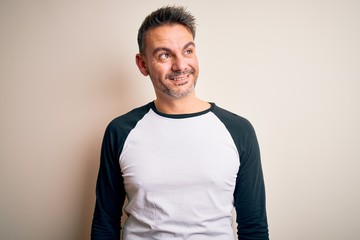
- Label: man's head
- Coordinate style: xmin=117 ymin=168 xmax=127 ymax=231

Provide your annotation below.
xmin=137 ymin=6 xmax=196 ymax=55
xmin=135 ymin=6 xmax=199 ymax=101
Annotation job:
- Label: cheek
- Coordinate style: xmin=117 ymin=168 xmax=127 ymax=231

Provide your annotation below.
xmin=187 ymin=58 xmax=199 ymax=70
xmin=193 ymin=58 xmax=199 ymax=68
xmin=150 ymin=64 xmax=170 ymax=77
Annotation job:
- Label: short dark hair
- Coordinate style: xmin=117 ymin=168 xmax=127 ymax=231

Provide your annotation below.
xmin=137 ymin=5 xmax=196 ymax=54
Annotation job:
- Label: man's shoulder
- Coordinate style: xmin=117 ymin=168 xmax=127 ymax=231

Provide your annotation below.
xmin=212 ymin=104 xmax=259 ymax=156
xmin=106 ymin=102 xmax=152 ymax=132
xmin=211 ymin=104 xmax=254 ymax=131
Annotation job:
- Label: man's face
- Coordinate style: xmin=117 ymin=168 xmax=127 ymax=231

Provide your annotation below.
xmin=136 ymin=24 xmax=199 ymax=99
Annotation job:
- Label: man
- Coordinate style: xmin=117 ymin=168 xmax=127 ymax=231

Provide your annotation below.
xmin=91 ymin=5 xmax=269 ymax=240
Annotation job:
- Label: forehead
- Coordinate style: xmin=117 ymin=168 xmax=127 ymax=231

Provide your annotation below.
xmin=145 ymin=24 xmax=194 ymax=53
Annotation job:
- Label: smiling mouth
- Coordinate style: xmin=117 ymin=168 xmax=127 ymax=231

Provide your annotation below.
xmin=170 ymin=75 xmax=189 ymax=81
xmin=166 ymin=69 xmax=194 ymax=81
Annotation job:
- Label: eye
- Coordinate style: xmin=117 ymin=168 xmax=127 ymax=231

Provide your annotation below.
xmin=159 ymin=53 xmax=171 ymax=60
xmin=184 ymin=49 xmax=193 ymax=55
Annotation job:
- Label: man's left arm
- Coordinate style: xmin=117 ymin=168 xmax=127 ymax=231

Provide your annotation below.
xmin=233 ymin=121 xmax=269 ymax=240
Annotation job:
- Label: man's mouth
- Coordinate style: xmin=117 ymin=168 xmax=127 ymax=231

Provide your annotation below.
xmin=170 ymin=75 xmax=189 ymax=81
xmin=166 ymin=69 xmax=194 ymax=81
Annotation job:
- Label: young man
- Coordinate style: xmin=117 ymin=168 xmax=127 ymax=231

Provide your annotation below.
xmin=91 ymin=6 xmax=269 ymax=240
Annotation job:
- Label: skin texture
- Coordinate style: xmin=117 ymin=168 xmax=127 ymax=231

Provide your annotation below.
xmin=136 ymin=24 xmax=210 ymax=114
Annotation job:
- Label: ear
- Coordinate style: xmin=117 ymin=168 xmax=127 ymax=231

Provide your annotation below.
xmin=135 ymin=54 xmax=149 ymax=76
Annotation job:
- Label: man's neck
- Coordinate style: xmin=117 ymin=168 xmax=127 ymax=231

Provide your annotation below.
xmin=154 ymin=95 xmax=211 ymax=115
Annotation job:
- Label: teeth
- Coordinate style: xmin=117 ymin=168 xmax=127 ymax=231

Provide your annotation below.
xmin=172 ymin=76 xmax=187 ymax=81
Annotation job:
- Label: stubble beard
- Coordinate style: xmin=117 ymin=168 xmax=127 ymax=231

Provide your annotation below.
xmin=162 ymin=69 xmax=197 ymax=98
xmin=162 ymin=81 xmax=196 ymax=98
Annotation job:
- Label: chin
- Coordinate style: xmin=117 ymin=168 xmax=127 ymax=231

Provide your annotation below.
xmin=169 ymin=86 xmax=195 ymax=98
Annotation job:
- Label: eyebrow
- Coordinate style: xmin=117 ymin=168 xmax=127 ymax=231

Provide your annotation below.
xmin=152 ymin=41 xmax=195 ymax=56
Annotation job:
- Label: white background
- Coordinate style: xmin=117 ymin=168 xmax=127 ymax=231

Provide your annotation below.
xmin=1 ymin=0 xmax=359 ymax=239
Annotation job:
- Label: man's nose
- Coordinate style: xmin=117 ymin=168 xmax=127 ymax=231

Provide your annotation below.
xmin=171 ymin=55 xmax=186 ymax=72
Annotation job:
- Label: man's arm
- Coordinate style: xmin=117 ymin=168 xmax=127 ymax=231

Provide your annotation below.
xmin=91 ymin=125 xmax=126 ymax=240
xmin=234 ymin=121 xmax=269 ymax=240
xmin=211 ymin=105 xmax=269 ymax=239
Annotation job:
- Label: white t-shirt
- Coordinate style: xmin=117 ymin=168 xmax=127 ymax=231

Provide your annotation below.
xmin=91 ymin=102 xmax=268 ymax=240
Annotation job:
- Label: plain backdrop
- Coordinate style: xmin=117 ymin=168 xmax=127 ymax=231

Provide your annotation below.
xmin=1 ymin=0 xmax=359 ymax=239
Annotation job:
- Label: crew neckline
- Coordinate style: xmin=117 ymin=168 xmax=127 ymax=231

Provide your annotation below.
xmin=149 ymin=101 xmax=215 ymax=119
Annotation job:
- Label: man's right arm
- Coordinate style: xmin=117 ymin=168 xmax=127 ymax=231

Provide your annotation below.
xmin=91 ymin=125 xmax=126 ymax=240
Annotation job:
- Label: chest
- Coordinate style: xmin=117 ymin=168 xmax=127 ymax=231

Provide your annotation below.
xmin=119 ymin=111 xmax=240 ymax=194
